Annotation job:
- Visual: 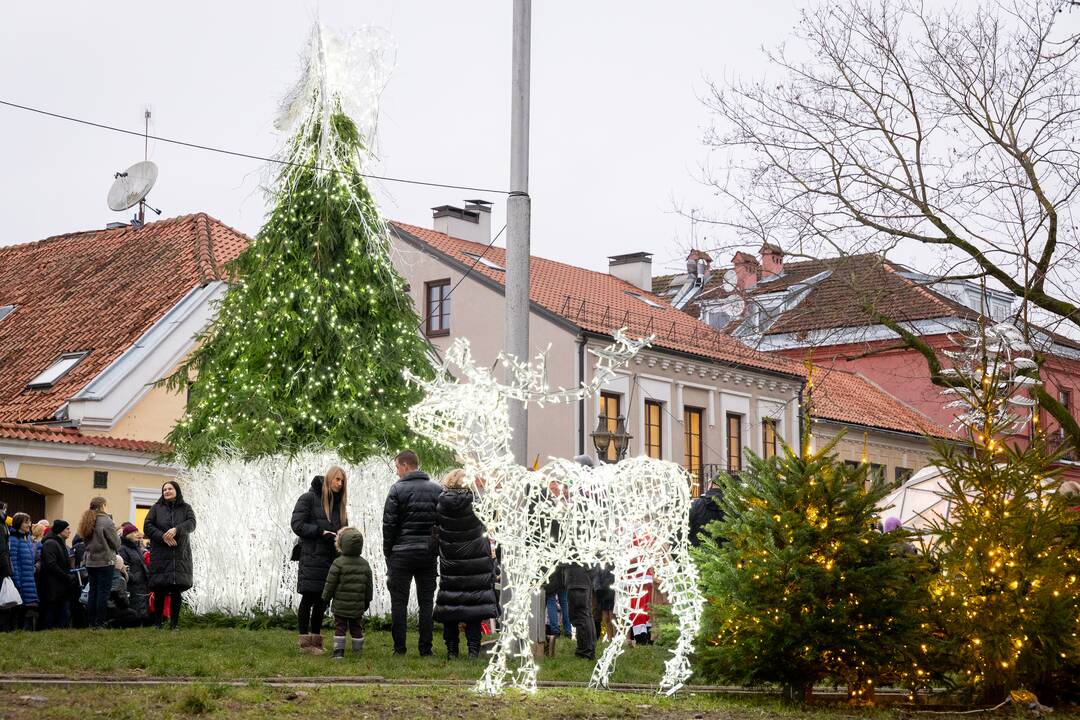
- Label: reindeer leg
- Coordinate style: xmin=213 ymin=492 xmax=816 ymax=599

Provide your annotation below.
xmin=475 ymin=556 xmax=527 ymax=695
xmin=589 ymin=550 xmax=640 ymax=689
xmin=654 ymin=542 xmax=702 ymax=695
xmin=476 ymin=556 xmax=543 ymax=695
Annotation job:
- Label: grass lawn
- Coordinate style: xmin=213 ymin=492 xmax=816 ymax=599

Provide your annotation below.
xmin=5 ymin=628 xmax=1080 ymax=718
xmin=0 ymin=627 xmax=674 ymax=685
xmin=0 ymin=683 xmax=1048 ymax=720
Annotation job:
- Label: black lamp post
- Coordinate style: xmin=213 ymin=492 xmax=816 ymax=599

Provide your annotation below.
xmin=591 ymin=413 xmax=632 ymax=463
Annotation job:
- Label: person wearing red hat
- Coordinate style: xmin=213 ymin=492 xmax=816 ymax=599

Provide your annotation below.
xmin=119 ymin=523 xmax=150 ymax=624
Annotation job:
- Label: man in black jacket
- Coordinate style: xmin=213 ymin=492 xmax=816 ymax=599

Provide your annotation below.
xmin=688 ymin=481 xmax=725 ymax=548
xmin=382 ymin=450 xmax=442 ymax=656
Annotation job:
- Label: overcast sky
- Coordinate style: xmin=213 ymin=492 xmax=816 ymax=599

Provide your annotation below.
xmin=0 ymin=1 xmax=811 ymax=275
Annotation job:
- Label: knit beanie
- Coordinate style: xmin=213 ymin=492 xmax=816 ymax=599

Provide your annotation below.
xmin=51 ymin=519 xmax=70 ymax=536
xmin=120 ymin=522 xmax=139 ymax=538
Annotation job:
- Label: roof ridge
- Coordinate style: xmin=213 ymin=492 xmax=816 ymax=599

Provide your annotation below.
xmin=881 ymin=262 xmax=960 ymax=314
xmin=391 ymin=221 xmax=670 ymax=300
xmin=193 ymin=213 xmax=221 ymax=282
xmin=0 ymin=213 xmax=250 ymax=255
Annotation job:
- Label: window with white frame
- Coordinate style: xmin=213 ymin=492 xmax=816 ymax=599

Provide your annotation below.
xmin=27 ymin=352 xmax=89 ymax=389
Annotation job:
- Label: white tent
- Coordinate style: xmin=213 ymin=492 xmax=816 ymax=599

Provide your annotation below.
xmin=877 ymin=465 xmax=957 ymax=532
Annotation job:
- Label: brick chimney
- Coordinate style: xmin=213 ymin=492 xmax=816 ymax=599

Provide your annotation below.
xmin=432 ymin=199 xmax=492 ymax=243
xmin=761 ymin=243 xmax=784 ymax=279
xmin=609 ymin=252 xmax=653 ymax=292
xmin=685 ymin=249 xmax=713 ymax=280
xmin=732 ymin=251 xmax=760 ymax=290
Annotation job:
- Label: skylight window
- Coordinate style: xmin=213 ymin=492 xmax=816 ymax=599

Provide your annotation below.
xmin=0 ymin=305 xmax=13 ymax=323
xmin=462 ymin=251 xmax=505 ymax=272
xmin=27 ymin=352 xmax=89 ymax=389
xmin=625 ymin=291 xmax=663 ymax=308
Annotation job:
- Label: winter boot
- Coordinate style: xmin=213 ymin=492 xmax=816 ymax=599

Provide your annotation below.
xmin=351 ymin=636 xmax=364 ymax=657
xmin=332 ymin=636 xmax=345 ymax=660
xmin=544 ymin=634 xmax=557 ymax=658
xmin=298 ymin=634 xmax=312 ymax=653
xmin=467 ymin=637 xmax=481 ymax=661
xmin=308 ymin=633 xmax=325 ymax=656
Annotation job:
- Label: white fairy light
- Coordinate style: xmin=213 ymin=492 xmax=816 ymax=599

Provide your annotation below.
xmin=406 ymin=330 xmax=704 ymax=695
xmin=182 ymin=450 xmax=410 ymax=618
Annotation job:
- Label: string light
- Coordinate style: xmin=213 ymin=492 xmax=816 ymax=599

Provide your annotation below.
xmin=406 ymin=331 xmax=704 ymax=695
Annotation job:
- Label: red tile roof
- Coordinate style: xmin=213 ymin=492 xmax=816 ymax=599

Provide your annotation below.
xmin=0 ymin=214 xmax=250 ymax=424
xmin=392 ymin=223 xmax=955 ymax=440
xmin=0 ymin=422 xmax=170 ymax=454
xmin=391 ymin=222 xmax=801 ymax=378
xmin=810 ymin=369 xmax=959 ymax=440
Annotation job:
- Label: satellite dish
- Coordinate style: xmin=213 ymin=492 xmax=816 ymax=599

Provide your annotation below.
xmin=107 ymin=161 xmax=158 ymax=211
xmin=722 ymin=269 xmax=738 ymax=292
xmin=718 ymin=294 xmax=746 ymax=318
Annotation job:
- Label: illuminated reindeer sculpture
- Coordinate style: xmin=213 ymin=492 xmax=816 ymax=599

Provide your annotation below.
xmin=406 ymin=331 xmax=703 ymax=695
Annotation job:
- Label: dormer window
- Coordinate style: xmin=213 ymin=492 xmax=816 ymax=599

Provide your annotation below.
xmin=27 ymin=351 xmax=89 ymax=389
xmin=0 ymin=305 xmax=13 ymax=323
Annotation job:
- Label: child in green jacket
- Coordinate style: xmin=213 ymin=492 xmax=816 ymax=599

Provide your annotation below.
xmin=321 ymin=527 xmax=373 ymax=659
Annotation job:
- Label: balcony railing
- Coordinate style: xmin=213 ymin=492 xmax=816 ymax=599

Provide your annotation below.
xmin=1047 ymin=434 xmax=1079 ymax=462
xmin=687 ymin=463 xmax=738 ymax=496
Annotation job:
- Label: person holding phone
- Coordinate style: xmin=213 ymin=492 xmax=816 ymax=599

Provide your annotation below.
xmin=291 ymin=466 xmax=348 ymax=654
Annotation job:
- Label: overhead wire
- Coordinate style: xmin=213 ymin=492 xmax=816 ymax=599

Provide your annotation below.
xmin=0 ymin=98 xmax=511 ymax=195
xmin=416 ymin=223 xmax=507 ymax=334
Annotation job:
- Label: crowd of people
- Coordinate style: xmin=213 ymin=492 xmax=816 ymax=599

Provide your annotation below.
xmin=0 ymin=480 xmax=196 ymax=632
xmin=291 ymin=451 xmax=504 ymax=660
xmin=293 ymin=450 xmax=637 ymax=662
xmin=0 ymin=451 xmax=655 ymax=663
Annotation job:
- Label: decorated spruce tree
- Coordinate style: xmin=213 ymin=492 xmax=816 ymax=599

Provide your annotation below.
xmin=164 ymin=27 xmax=446 ymax=466
xmin=694 ymin=436 xmax=928 ymax=701
xmin=927 ymin=323 xmax=1080 ymax=703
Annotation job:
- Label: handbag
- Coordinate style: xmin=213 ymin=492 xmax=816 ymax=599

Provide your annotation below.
xmin=0 ymin=577 xmax=21 ymax=608
xmin=290 ymin=541 xmax=302 ymax=562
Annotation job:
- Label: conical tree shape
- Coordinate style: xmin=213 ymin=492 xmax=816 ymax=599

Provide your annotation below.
xmin=164 ymin=111 xmax=446 ymax=466
xmin=694 ymin=435 xmax=927 ymax=700
xmin=925 ymin=324 xmax=1080 ymax=703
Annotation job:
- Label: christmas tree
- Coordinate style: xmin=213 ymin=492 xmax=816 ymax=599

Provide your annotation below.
xmin=927 ymin=323 xmax=1080 ymax=703
xmin=164 ymin=27 xmax=446 ymax=467
xmin=694 ymin=436 xmax=927 ymax=701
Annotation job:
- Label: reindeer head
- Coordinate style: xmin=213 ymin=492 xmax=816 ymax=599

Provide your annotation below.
xmin=406 ymin=330 xmax=651 ymax=483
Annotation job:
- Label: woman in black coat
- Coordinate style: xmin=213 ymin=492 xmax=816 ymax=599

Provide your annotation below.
xmin=143 ymin=480 xmax=197 ymax=630
xmin=290 ymin=467 xmax=347 ymax=654
xmin=432 ymin=469 xmax=498 ymax=659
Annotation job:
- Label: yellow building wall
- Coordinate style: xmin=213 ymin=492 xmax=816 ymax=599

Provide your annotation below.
xmin=83 ymin=381 xmax=187 ymax=443
xmin=13 ymin=462 xmax=171 ymax=526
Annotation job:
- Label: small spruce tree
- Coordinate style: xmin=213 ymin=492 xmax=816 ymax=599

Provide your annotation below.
xmin=694 ymin=437 xmax=926 ymax=701
xmin=926 ymin=324 xmax=1080 ymax=703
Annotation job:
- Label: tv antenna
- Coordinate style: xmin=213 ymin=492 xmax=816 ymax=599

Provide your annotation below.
xmin=106 ymin=109 xmax=161 ymax=226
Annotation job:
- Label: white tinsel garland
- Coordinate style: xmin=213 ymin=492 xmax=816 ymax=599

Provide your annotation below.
xmin=181 ymin=450 xmax=411 ymax=618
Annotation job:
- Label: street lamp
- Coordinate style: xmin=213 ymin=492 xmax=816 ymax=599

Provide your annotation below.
xmin=591 ymin=413 xmax=632 ymax=463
